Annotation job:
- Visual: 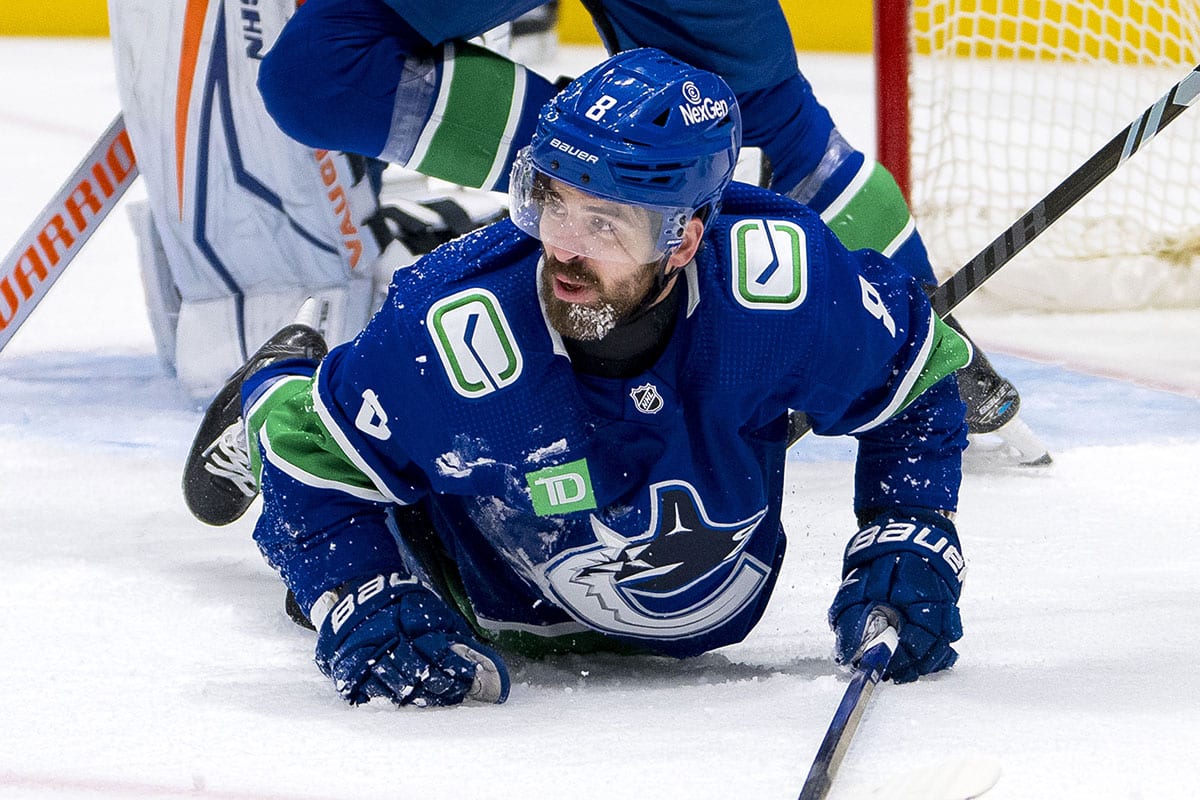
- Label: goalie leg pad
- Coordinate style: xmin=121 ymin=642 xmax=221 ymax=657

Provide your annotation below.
xmin=171 ymin=282 xmax=372 ymax=402
xmin=111 ymin=0 xmax=383 ymax=398
xmin=128 ymin=200 xmax=181 ymax=376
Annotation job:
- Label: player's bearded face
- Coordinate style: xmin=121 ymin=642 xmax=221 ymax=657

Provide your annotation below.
xmin=532 ymin=179 xmax=667 ymax=340
xmin=539 ymin=252 xmax=660 ymax=340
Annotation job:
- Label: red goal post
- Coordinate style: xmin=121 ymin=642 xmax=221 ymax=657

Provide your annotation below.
xmin=876 ymin=0 xmax=913 ymax=202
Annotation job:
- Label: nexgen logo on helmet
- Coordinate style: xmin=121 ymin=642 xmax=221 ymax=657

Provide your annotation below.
xmin=509 ymin=47 xmax=742 ymax=262
xmin=678 ymin=81 xmax=731 ymax=127
xmin=679 ymin=98 xmax=731 ymax=126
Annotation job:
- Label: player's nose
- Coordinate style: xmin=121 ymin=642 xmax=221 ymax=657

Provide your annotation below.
xmin=548 ymin=244 xmax=585 ymax=264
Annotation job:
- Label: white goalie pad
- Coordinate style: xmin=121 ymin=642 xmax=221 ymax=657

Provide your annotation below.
xmin=127 ymin=200 xmax=180 ymax=375
xmin=109 ymin=0 xmax=383 ymax=399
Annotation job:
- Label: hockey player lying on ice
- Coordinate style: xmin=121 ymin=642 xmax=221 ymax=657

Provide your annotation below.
xmin=184 ymin=50 xmax=971 ymax=707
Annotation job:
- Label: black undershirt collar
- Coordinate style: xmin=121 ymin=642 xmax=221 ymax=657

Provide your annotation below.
xmin=563 ymin=278 xmax=682 ymax=378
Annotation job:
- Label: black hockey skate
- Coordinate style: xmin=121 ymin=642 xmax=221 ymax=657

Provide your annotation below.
xmin=182 ymin=318 xmax=328 ymax=526
xmin=957 ymin=348 xmax=1021 ymax=435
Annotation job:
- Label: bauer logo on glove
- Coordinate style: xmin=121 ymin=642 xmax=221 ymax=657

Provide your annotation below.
xmin=830 ymin=508 xmax=966 ymax=683
xmin=846 ymin=519 xmax=967 ymax=584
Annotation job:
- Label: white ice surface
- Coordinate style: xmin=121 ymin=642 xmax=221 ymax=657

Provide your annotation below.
xmin=2 ymin=39 xmax=1200 ymax=799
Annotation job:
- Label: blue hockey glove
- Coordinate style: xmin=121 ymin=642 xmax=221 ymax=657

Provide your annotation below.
xmin=314 ymin=573 xmax=510 ymax=707
xmin=828 ymin=508 xmax=965 ymax=683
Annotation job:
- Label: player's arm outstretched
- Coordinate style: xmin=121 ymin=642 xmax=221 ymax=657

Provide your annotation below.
xmin=794 ymin=223 xmax=970 ymax=682
xmin=830 ymin=385 xmax=968 ymax=683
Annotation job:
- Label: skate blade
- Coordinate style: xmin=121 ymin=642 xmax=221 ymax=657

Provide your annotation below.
xmin=965 ymin=415 xmax=1052 ymax=470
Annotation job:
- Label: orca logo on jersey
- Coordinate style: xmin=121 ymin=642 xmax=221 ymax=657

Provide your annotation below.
xmin=537 ymin=481 xmax=771 ymax=639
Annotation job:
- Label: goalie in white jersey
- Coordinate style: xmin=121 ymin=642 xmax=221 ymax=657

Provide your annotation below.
xmin=107 ymin=0 xmax=506 ymax=400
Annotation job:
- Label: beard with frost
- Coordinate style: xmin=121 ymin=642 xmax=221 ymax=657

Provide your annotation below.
xmin=540 ymin=254 xmax=658 ymax=341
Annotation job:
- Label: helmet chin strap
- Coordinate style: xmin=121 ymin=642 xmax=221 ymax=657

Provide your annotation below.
xmin=622 ymin=207 xmax=710 ymax=322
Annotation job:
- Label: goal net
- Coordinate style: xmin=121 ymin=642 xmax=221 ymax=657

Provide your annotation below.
xmin=878 ymin=0 xmax=1200 ymax=311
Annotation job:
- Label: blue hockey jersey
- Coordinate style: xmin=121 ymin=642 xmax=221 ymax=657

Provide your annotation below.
xmin=250 ymin=183 xmax=968 ymax=657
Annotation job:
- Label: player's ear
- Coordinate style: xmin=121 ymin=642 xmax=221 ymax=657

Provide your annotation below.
xmin=667 ymin=217 xmax=705 ymax=268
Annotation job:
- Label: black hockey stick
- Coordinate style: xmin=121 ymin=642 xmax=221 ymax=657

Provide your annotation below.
xmin=788 ymin=62 xmax=1200 ymax=446
xmin=932 ymin=63 xmax=1200 ymax=315
xmin=797 ymin=607 xmax=899 ymax=800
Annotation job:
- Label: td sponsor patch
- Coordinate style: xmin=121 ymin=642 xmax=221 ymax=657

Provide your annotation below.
xmin=526 ymin=458 xmax=597 ymax=516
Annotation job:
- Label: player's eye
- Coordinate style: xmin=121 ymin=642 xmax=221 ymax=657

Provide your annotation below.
xmin=588 ymin=216 xmax=618 ymax=237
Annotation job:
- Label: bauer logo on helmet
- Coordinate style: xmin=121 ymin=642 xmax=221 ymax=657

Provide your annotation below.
xmin=548 ymin=138 xmax=600 ymax=164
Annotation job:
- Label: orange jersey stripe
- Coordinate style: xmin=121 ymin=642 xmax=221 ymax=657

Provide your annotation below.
xmin=175 ymin=0 xmax=210 ymax=219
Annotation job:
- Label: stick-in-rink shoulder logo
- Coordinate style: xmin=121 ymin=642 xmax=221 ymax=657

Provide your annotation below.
xmin=427 ymin=288 xmax=523 ymax=398
xmin=730 ymin=219 xmax=808 ymax=311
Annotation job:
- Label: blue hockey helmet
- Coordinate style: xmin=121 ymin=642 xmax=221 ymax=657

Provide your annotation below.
xmin=510 ymin=48 xmax=742 ymax=262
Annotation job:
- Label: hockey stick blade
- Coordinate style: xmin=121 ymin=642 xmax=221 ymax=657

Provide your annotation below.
xmin=787 ymin=63 xmax=1200 ymax=447
xmin=869 ymin=754 xmax=1002 ymax=800
xmin=0 ymin=114 xmax=139 ymax=353
xmin=798 ymin=607 xmax=900 ymax=800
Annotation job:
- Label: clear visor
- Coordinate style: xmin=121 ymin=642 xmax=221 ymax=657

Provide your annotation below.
xmin=508 ymin=148 xmax=691 ymax=265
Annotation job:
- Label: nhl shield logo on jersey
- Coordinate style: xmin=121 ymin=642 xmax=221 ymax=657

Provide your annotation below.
xmin=537 ymin=481 xmax=770 ymax=639
xmin=630 ymin=383 xmax=664 ymax=414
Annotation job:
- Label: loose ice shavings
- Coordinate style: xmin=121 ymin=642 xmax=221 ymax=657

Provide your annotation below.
xmin=526 ymin=439 xmax=569 ymax=463
xmin=435 ymin=450 xmax=497 ymax=478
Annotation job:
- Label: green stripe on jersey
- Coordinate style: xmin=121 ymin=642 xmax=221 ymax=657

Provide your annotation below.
xmin=413 ymin=43 xmax=518 ymax=188
xmin=248 ymin=377 xmax=379 ymax=495
xmin=900 ymin=315 xmax=973 ymax=411
xmin=245 ymin=376 xmax=310 ymax=482
xmin=824 ymin=162 xmax=912 ymax=253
